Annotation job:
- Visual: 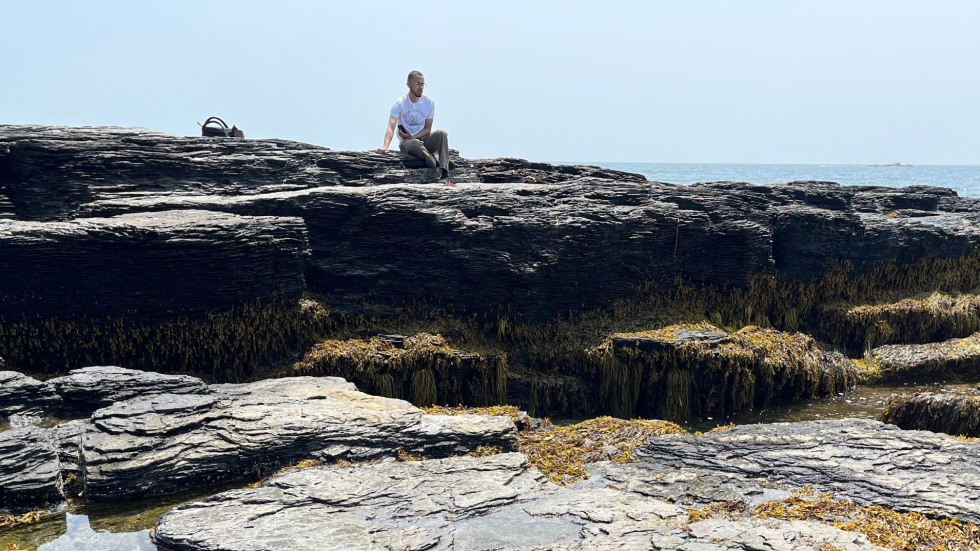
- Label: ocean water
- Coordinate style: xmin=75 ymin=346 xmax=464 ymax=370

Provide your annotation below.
xmin=580 ymin=162 xmax=980 ymax=199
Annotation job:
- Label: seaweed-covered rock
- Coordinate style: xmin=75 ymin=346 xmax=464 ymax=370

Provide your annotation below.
xmin=47 ymin=365 xmax=210 ymax=417
xmin=592 ymin=324 xmax=857 ymax=421
xmin=881 ymin=390 xmax=980 ymax=437
xmin=293 ymin=333 xmax=506 ymax=407
xmin=817 ymin=292 xmax=980 ymax=354
xmin=865 ymin=332 xmax=980 ymax=382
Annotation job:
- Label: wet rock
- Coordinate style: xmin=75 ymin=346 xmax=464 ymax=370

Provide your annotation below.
xmin=48 ymin=366 xmax=210 ymax=417
xmin=0 ymin=371 xmax=61 ymax=421
xmin=81 ymin=376 xmax=517 ymax=501
xmin=0 ymin=210 xmax=309 ymax=320
xmin=866 ymin=332 xmax=980 ymax=382
xmin=152 ymin=452 xmax=886 ymax=551
xmin=636 ymin=418 xmax=980 ymax=523
xmin=0 ymin=426 xmax=64 ymax=510
xmin=881 ymin=389 xmax=980 ymax=437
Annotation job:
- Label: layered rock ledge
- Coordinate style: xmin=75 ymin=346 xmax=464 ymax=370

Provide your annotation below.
xmin=0 ymin=368 xmax=517 ymax=509
xmin=154 ymin=418 xmax=980 ymax=550
xmin=3 ymin=125 xmax=979 ymax=326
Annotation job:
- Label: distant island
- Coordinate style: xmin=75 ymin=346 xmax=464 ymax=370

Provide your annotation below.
xmin=870 ymin=162 xmax=914 ymax=167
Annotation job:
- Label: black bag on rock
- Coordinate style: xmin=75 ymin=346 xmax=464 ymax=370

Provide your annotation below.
xmin=200 ymin=116 xmax=245 ymax=138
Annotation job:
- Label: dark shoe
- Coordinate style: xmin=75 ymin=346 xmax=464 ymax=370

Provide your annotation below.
xmin=437 ymin=168 xmax=450 ymax=180
xmin=448 ymin=160 xmax=457 ymax=170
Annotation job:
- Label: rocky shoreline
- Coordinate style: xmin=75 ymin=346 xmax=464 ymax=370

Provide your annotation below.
xmin=3 ymin=125 xmax=980 ymax=549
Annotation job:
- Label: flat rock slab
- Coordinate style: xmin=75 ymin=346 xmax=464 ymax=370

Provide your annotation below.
xmin=82 ymin=376 xmax=517 ymax=500
xmin=48 ymin=365 xmax=210 ymax=417
xmin=153 ymin=453 xmax=885 ymax=551
xmin=636 ymin=418 xmax=980 ymax=524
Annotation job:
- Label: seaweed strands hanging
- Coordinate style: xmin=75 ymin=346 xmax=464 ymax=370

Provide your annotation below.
xmin=591 ymin=323 xmax=858 ymax=422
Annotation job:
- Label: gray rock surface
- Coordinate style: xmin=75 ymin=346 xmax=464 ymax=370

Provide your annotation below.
xmin=0 ymin=371 xmax=61 ymax=421
xmin=82 ymin=376 xmax=517 ymax=500
xmin=152 ymin=452 xmax=886 ymax=551
xmin=636 ymin=418 xmax=980 ymax=523
xmin=0 ymin=209 xmax=309 ymax=320
xmin=0 ymin=426 xmax=63 ymax=510
xmin=48 ymin=365 xmax=210 ymax=417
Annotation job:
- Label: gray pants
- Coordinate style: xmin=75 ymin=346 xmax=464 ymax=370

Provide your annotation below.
xmin=399 ymin=129 xmax=450 ymax=170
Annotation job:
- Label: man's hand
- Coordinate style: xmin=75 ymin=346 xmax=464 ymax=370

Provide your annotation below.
xmin=377 ymin=146 xmax=390 ymax=154
xmin=397 ymin=128 xmax=412 ymax=140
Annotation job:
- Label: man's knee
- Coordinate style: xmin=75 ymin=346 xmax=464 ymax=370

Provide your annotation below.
xmin=430 ymin=129 xmax=448 ymax=142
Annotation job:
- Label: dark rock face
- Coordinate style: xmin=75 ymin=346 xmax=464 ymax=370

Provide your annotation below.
xmin=3 ymin=125 xmax=979 ymax=325
xmin=0 ymin=125 xmax=642 ymax=222
xmin=637 ymin=418 xmax=980 ymax=524
xmin=0 ymin=209 xmax=309 ymax=320
xmin=47 ymin=365 xmax=210 ymax=417
xmin=152 ymin=452 xmax=885 ymax=551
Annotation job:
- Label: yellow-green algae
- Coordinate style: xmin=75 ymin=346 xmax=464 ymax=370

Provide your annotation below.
xmin=688 ymin=486 xmax=980 ymax=551
xmin=424 ymin=405 xmax=685 ymax=484
xmin=591 ymin=323 xmax=857 ymax=421
xmin=2 ymin=249 xmax=979 ymax=417
xmin=819 ymin=291 xmax=980 ymax=354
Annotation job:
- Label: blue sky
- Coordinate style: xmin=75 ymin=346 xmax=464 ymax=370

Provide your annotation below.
xmin=1 ymin=1 xmax=977 ymax=164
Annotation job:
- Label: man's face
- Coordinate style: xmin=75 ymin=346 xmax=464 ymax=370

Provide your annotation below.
xmin=408 ymin=75 xmax=425 ymax=98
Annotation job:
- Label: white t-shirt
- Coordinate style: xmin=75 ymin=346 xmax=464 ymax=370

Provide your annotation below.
xmin=390 ymin=94 xmax=435 ymax=137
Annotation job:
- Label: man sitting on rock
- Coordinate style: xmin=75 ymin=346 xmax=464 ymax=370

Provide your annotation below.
xmin=378 ymin=70 xmax=452 ymax=181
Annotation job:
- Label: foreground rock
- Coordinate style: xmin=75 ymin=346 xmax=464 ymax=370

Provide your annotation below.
xmin=881 ymin=389 xmax=980 ymax=437
xmin=152 ymin=418 xmax=980 ymax=550
xmin=0 ymin=369 xmax=517 ymax=509
xmin=637 ymin=418 xmax=980 ymax=523
xmin=153 ymin=452 xmax=885 ymax=551
xmin=81 ymin=376 xmax=517 ymax=500
xmin=48 ymin=365 xmax=210 ymax=417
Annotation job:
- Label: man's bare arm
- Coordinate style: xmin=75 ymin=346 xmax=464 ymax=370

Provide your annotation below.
xmin=378 ymin=116 xmax=398 ymax=153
